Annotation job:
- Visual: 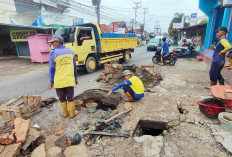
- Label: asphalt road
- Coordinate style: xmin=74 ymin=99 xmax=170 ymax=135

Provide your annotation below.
xmin=0 ymin=46 xmax=155 ymax=104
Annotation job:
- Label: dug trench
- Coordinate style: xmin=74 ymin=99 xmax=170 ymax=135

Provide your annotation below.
xmin=11 ymin=59 xmax=231 ymax=156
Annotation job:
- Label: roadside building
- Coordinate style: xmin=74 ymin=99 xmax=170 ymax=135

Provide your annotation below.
xmin=99 ymin=24 xmax=113 ymax=33
xmin=199 ymin=0 xmax=232 ymax=49
xmin=0 ymin=0 xmax=82 ymax=59
xmin=198 ymin=0 xmax=232 ymax=85
xmin=177 ymin=23 xmax=207 ymax=47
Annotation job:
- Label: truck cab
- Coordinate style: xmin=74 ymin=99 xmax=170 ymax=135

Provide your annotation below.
xmin=54 ymin=23 xmax=137 ymax=73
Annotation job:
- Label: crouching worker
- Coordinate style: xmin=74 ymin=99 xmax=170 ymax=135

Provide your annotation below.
xmin=108 ymin=70 xmax=144 ymax=102
xmin=48 ymin=35 xmax=78 ymax=119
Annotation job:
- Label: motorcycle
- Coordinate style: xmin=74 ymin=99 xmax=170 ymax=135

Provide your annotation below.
xmin=173 ymin=42 xmax=198 ymax=58
xmin=198 ymin=85 xmax=232 ymax=119
xmin=152 ymin=49 xmax=177 ymax=66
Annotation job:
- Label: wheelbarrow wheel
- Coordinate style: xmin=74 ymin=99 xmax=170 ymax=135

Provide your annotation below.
xmin=199 ymin=98 xmax=225 ymax=119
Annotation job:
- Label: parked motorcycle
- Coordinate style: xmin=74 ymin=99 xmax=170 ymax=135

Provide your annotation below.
xmin=173 ymin=42 xmax=198 ymax=58
xmin=152 ymin=49 xmax=177 ymax=66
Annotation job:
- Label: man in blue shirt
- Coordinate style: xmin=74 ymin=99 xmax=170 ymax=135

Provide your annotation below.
xmin=48 ymin=35 xmax=78 ymax=119
xmin=108 ymin=70 xmax=144 ymax=102
xmin=210 ymin=27 xmax=232 ymax=86
xmin=161 ymin=37 xmax=169 ymax=66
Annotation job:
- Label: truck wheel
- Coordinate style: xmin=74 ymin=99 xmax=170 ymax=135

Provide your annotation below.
xmin=119 ymin=51 xmax=130 ymax=64
xmin=124 ymin=51 xmax=130 ymax=63
xmin=85 ymin=56 xmax=97 ymax=73
xmin=199 ymin=98 xmax=225 ymax=119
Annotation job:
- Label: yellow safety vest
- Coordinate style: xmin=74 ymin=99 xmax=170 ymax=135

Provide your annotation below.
xmin=129 ymin=76 xmax=144 ymax=94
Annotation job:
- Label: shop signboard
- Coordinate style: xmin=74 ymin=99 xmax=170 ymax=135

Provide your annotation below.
xmin=190 ymin=13 xmax=197 ymax=26
xmin=115 ymin=28 xmax=125 ymax=34
xmin=222 ymin=0 xmax=232 ymax=7
xmin=10 ymin=29 xmax=37 ymax=42
xmin=173 ymin=23 xmax=182 ymax=29
xmin=113 ymin=23 xmax=118 ymax=32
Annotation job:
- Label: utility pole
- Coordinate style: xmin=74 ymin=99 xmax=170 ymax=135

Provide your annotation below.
xmin=133 ymin=1 xmax=141 ymax=30
xmin=142 ymin=8 xmax=148 ymax=40
xmin=143 ymin=8 xmax=148 ymax=30
xmin=92 ymin=0 xmax=101 ymax=24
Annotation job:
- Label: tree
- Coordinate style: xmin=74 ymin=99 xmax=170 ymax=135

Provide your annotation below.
xmin=168 ymin=12 xmax=187 ymax=38
xmin=199 ymin=19 xmax=208 ymax=24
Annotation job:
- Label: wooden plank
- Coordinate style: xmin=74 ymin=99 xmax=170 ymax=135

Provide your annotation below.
xmin=29 ymin=96 xmax=34 ymax=105
xmin=16 ymin=112 xmax=22 ymax=118
xmin=1 ymin=111 xmax=8 ymax=123
xmin=9 ymin=112 xmax=16 ymax=121
xmin=14 ymin=118 xmax=30 ymax=143
xmin=1 ymin=96 xmax=22 ymax=107
xmin=0 ymin=106 xmax=20 ymax=112
xmin=22 ymin=108 xmax=42 ymax=119
xmin=23 ymin=95 xmax=28 ymax=106
xmin=0 ymin=143 xmax=22 ymax=157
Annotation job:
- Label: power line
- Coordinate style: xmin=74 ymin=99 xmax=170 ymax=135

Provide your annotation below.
xmin=133 ymin=1 xmax=141 ymax=28
xmin=143 ymin=8 xmax=148 ymax=30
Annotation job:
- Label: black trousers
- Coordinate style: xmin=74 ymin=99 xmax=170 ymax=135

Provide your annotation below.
xmin=209 ymin=61 xmax=225 ymax=82
xmin=55 ymin=86 xmax=74 ymax=102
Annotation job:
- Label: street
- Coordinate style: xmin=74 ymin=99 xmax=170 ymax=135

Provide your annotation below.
xmin=1 ymin=46 xmax=231 ymax=156
xmin=0 ymin=46 xmax=155 ymax=104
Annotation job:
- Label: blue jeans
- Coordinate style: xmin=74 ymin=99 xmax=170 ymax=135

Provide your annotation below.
xmin=209 ymin=61 xmax=225 ymax=82
xmin=123 ymin=85 xmax=136 ymax=99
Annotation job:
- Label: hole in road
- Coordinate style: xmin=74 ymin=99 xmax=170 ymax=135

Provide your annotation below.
xmin=133 ymin=120 xmax=167 ymax=137
xmin=75 ymin=89 xmax=122 ymax=111
xmin=177 ymin=107 xmax=184 ymax=114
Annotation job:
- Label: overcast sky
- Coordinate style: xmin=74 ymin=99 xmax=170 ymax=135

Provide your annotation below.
xmin=69 ymin=0 xmax=205 ymax=33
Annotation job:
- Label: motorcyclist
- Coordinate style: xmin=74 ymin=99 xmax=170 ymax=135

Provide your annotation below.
xmin=161 ymin=37 xmax=169 ymax=66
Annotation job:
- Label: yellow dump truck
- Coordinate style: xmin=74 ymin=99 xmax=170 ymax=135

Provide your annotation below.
xmin=54 ymin=23 xmax=138 ymax=73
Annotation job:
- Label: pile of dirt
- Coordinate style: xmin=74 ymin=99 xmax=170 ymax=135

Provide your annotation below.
xmin=97 ymin=62 xmax=162 ymax=88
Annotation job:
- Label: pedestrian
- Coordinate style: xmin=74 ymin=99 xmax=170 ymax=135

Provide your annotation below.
xmin=48 ymin=35 xmax=78 ymax=118
xmin=210 ymin=27 xmax=232 ymax=86
xmin=107 ymin=70 xmax=144 ymax=102
xmin=161 ymin=37 xmax=169 ymax=66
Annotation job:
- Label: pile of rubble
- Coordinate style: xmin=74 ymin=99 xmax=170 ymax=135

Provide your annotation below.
xmin=97 ymin=62 xmax=162 ymax=88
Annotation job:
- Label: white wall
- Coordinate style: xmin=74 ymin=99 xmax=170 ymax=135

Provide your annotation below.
xmin=0 ymin=0 xmax=16 ymax=24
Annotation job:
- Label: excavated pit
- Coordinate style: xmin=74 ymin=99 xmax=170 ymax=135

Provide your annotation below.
xmin=133 ymin=120 xmax=167 ymax=137
xmin=74 ymin=89 xmax=122 ymax=111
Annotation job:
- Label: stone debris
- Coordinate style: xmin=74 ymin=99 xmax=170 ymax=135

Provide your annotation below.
xmin=31 ymin=143 xmax=46 ymax=157
xmin=134 ymin=135 xmax=164 ymax=157
xmin=64 ymin=145 xmax=92 ymax=157
xmin=47 ymin=146 xmax=62 ymax=157
xmin=22 ymin=128 xmax=41 ymax=151
xmin=98 ymin=62 xmax=162 ymax=88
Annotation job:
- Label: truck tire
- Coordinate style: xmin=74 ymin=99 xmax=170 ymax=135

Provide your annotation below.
xmin=120 ymin=51 xmax=130 ymax=63
xmin=85 ymin=56 xmax=97 ymax=73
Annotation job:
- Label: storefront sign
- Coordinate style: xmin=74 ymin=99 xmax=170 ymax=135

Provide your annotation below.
xmin=190 ymin=13 xmax=197 ymax=26
xmin=10 ymin=29 xmax=37 ymax=42
xmin=173 ymin=23 xmax=182 ymax=29
xmin=222 ymin=0 xmax=232 ymax=7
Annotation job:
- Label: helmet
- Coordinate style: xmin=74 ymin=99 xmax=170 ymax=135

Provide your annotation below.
xmin=162 ymin=37 xmax=166 ymax=42
xmin=122 ymin=70 xmax=132 ymax=76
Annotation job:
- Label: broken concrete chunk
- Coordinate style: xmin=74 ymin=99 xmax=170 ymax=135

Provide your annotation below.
xmin=47 ymin=146 xmax=62 ymax=157
xmin=0 ymin=143 xmax=21 ymax=157
xmin=64 ymin=145 xmax=91 ymax=157
xmin=22 ymin=128 xmax=42 ymax=151
xmin=31 ymin=143 xmax=46 ymax=157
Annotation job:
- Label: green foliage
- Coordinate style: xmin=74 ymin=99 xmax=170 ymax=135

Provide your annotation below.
xmin=199 ymin=19 xmax=208 ymax=24
xmin=184 ymin=22 xmax=190 ymax=27
xmin=168 ymin=12 xmax=185 ymax=38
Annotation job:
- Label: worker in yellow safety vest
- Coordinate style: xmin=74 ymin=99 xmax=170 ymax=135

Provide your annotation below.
xmin=108 ymin=70 xmax=144 ymax=102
